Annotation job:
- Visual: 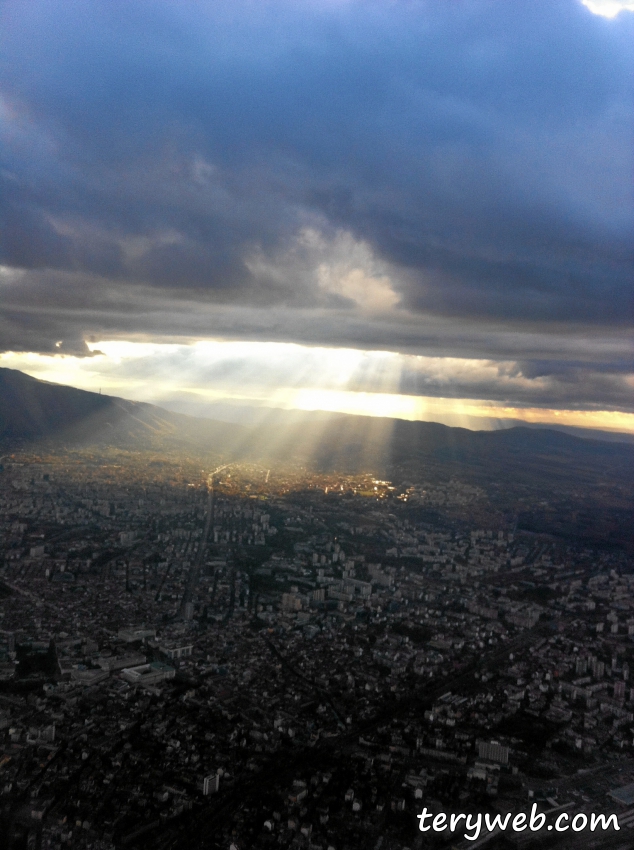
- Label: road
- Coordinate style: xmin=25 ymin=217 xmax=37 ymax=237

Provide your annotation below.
xmin=180 ymin=465 xmax=230 ymax=617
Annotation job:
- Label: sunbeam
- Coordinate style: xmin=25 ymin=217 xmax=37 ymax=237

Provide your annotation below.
xmin=1 ymin=341 xmax=632 ymax=445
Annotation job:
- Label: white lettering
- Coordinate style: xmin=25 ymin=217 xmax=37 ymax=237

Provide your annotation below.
xmin=572 ymin=814 xmax=587 ymax=832
xmin=590 ymin=813 xmax=619 ymax=832
xmin=450 ymin=813 xmax=467 ymax=832
xmin=414 ymin=807 xmax=619 ymax=837
xmin=555 ymin=813 xmax=569 ymax=832
xmin=529 ymin=804 xmax=546 ymax=831
xmin=484 ymin=812 xmax=512 ymax=831
xmin=417 ymin=808 xmax=433 ymax=832
xmin=432 ymin=813 xmax=447 ymax=831
xmin=464 ymin=813 xmax=482 ymax=841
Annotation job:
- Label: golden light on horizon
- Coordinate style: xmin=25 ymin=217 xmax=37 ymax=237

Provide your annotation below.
xmin=1 ymin=341 xmax=632 ymax=436
xmin=290 ymin=388 xmax=634 ymax=433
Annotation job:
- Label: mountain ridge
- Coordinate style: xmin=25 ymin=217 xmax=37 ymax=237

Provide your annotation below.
xmin=0 ymin=367 xmax=246 ymax=452
xmin=1 ymin=367 xmax=632 ymax=490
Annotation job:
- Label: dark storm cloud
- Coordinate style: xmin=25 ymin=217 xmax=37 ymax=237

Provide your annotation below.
xmin=0 ymin=0 xmax=632 ymax=406
xmin=396 ymin=358 xmax=634 ymax=412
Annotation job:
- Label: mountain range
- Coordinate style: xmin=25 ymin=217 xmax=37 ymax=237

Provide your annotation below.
xmin=1 ymin=366 xmax=633 ymax=491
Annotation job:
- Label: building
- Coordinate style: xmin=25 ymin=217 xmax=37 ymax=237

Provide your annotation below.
xmin=478 ymin=740 xmax=509 ymax=765
xmin=344 ymin=578 xmax=372 ymax=598
xmin=159 ymin=643 xmax=193 ymax=661
xmin=97 ymin=652 xmax=146 ymax=672
xmin=614 ymin=680 xmax=626 ymax=700
xmin=609 ymin=783 xmax=634 ymax=807
xmin=118 ymin=627 xmax=156 ymax=643
xmin=281 ymin=593 xmax=302 ymax=612
xmin=120 ymin=661 xmax=175 ymax=686
xmin=203 ymin=773 xmax=220 ymax=795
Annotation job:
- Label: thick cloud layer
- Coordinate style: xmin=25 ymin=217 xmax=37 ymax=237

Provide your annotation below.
xmin=0 ymin=0 xmax=632 ymax=411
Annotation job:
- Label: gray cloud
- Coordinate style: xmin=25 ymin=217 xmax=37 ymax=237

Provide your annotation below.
xmin=0 ymin=0 xmax=632 ymax=410
xmin=1 ymin=266 xmax=632 ymax=412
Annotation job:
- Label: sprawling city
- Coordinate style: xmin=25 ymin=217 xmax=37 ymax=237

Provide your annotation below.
xmin=0 ymin=434 xmax=632 ymax=849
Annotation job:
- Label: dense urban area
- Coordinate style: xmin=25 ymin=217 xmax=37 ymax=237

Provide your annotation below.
xmin=0 ymin=447 xmax=633 ymax=850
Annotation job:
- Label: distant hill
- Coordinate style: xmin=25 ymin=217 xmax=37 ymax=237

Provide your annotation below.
xmin=160 ymin=398 xmax=634 ymax=444
xmin=280 ymin=411 xmax=634 ymax=488
xmin=0 ymin=367 xmax=242 ymax=454
xmin=1 ymin=367 xmax=633 ymax=491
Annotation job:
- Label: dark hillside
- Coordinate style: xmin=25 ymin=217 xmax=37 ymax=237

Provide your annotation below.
xmin=1 ymin=367 xmax=632 ymax=493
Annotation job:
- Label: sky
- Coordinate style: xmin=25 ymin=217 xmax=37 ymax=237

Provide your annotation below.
xmin=1 ymin=0 xmax=632 ymax=433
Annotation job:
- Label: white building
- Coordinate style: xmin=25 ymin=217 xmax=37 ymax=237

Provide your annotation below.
xmin=121 ymin=662 xmax=175 ymax=686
